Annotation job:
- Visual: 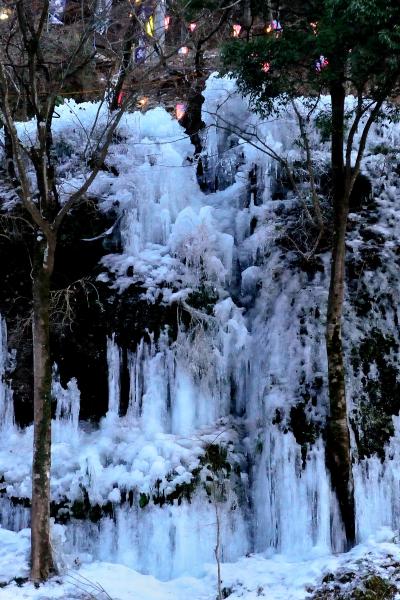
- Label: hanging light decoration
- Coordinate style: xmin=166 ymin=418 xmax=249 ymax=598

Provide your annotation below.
xmin=189 ymin=22 xmax=197 ymax=32
xmin=178 ymin=46 xmax=189 ymax=56
xmin=145 ymin=14 xmax=154 ymax=36
xmin=310 ymin=22 xmax=318 ymax=34
xmin=135 ymin=45 xmax=146 ymax=64
xmin=315 ymin=55 xmax=329 ymax=72
xmin=137 ymin=96 xmax=149 ymax=109
xmin=261 ymin=61 xmax=271 ymax=73
xmin=265 ymin=19 xmax=282 ymax=35
xmin=176 ymin=103 xmax=186 ymax=120
xmin=272 ymin=19 xmax=282 ymax=31
xmin=117 ymin=91 xmax=126 ymax=107
xmin=0 ymin=6 xmax=11 ymax=19
xmin=164 ymin=15 xmax=171 ymax=30
xmin=232 ymin=23 xmax=242 ymax=37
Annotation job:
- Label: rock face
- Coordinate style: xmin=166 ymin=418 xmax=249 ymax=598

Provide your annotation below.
xmin=0 ymin=78 xmax=400 ymax=579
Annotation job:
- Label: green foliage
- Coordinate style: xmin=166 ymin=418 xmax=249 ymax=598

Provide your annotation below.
xmin=221 ymin=0 xmax=400 ymax=117
xmin=186 ymin=284 xmax=219 ymax=315
xmin=314 ymin=108 xmax=352 ymax=142
xmin=311 ymin=571 xmax=397 ymax=599
xmin=371 ymin=143 xmax=392 ymax=155
xmin=315 ymin=110 xmax=333 ymax=143
xmin=139 ymin=493 xmax=150 ymax=508
xmin=203 ymin=444 xmax=230 ymax=473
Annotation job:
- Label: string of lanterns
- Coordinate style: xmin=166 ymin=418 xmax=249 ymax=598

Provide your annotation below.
xmin=12 ymin=5 xmax=330 ymax=118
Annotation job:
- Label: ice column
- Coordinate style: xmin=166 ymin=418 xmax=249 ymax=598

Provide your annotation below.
xmin=52 ymin=367 xmax=80 ymax=444
xmin=107 ymin=334 xmax=121 ymax=417
xmin=0 ymin=317 xmax=14 ymax=432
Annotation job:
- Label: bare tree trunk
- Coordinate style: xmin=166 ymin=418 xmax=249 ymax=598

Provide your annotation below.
xmin=109 ymin=18 xmax=136 ymax=111
xmin=4 ymin=125 xmax=17 ymax=182
xmin=214 ymin=504 xmax=222 ymax=600
xmin=31 ymin=235 xmax=56 ymax=582
xmin=325 ymin=81 xmax=355 ymax=548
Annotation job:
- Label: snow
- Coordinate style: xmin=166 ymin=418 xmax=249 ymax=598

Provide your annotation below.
xmin=1 ymin=74 xmax=400 ymax=591
xmin=1 ymin=526 xmax=400 ymax=599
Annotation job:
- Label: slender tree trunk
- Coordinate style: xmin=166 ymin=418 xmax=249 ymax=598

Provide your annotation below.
xmin=31 ymin=235 xmax=56 ymax=581
xmin=325 ymin=82 xmax=355 ymax=548
xmin=4 ymin=124 xmax=17 ymax=182
xmin=214 ymin=503 xmax=222 ymax=600
xmin=110 ymin=19 xmax=136 ymax=111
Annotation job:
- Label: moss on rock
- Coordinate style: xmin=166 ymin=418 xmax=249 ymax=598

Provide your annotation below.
xmin=351 ymin=329 xmax=399 ymax=459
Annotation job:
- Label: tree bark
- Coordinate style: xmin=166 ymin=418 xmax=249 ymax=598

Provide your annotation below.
xmin=30 ymin=234 xmax=56 ymax=582
xmin=325 ymin=81 xmax=355 ymax=548
xmin=4 ymin=125 xmax=17 ymax=182
xmin=109 ymin=18 xmax=136 ymax=111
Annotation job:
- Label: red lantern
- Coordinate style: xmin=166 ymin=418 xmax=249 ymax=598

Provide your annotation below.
xmin=117 ymin=91 xmax=126 ymax=107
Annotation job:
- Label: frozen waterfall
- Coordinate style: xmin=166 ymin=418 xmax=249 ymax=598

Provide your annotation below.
xmin=0 ymin=75 xmax=400 ymax=580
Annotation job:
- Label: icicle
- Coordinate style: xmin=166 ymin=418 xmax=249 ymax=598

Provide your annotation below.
xmin=107 ymin=334 xmax=121 ymax=417
xmin=52 ymin=366 xmax=80 ymax=444
xmin=0 ymin=317 xmax=14 ymax=432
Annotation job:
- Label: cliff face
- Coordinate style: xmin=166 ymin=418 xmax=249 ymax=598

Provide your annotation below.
xmin=0 ymin=76 xmax=399 ymax=579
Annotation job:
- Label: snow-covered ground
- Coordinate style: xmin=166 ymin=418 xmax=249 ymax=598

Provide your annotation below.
xmin=1 ymin=527 xmax=400 ymax=599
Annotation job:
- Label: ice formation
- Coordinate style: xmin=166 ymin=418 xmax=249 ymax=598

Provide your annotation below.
xmin=0 ymin=75 xmax=400 ymax=582
xmin=0 ymin=318 xmax=14 ymax=433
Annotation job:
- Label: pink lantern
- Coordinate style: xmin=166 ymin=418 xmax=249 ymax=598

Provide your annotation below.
xmin=232 ymin=23 xmax=241 ymax=37
xmin=261 ymin=62 xmax=270 ymax=73
xmin=176 ymin=103 xmax=186 ymax=120
xmin=164 ymin=15 xmax=171 ymax=30
xmin=178 ymin=46 xmax=189 ymax=56
xmin=189 ymin=22 xmax=197 ymax=32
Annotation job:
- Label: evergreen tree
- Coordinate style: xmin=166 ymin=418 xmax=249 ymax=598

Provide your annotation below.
xmin=222 ymin=0 xmax=400 ymax=547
